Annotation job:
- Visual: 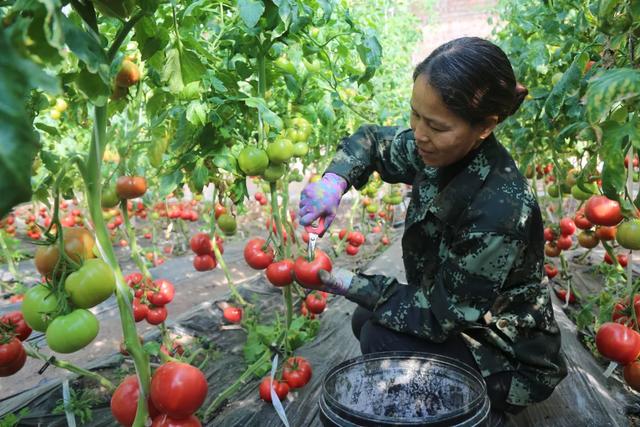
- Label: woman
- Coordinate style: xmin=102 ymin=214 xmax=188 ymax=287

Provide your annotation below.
xmin=297 ymin=37 xmax=567 ymax=421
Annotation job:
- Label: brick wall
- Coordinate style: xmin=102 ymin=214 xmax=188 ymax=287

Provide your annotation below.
xmin=411 ymin=0 xmax=498 ymax=64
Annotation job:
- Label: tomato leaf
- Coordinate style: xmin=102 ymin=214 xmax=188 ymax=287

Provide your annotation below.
xmin=244 ymin=97 xmax=283 ymax=130
xmin=61 ymin=14 xmax=108 ymax=75
xmin=75 ymin=67 xmax=111 ymax=106
xmin=229 ymin=178 xmax=249 ymax=207
xmin=186 ymin=101 xmax=207 ymax=126
xmin=238 ymin=0 xmax=266 ymax=28
xmin=159 ymin=170 xmax=184 ymax=197
xmin=356 ymin=30 xmax=382 ymax=84
xmin=541 ymin=51 xmax=587 ymax=120
xmin=600 ymin=120 xmax=626 ymax=201
xmin=192 ymin=162 xmax=209 ymax=191
xmin=586 ymin=68 xmax=640 ymax=124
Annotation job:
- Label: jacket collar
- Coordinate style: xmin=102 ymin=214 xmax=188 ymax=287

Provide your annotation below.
xmin=427 ymin=134 xmax=498 ymax=225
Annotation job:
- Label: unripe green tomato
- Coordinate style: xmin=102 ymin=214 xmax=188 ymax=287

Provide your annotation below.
xmin=547 ymin=184 xmax=560 ymax=198
xmin=218 ymin=214 xmax=237 ymax=236
xmin=571 ymin=183 xmax=597 ymax=201
xmin=262 ymin=163 xmax=286 ymax=182
xmin=616 ymin=219 xmax=640 ymax=250
xmin=293 ymin=142 xmax=309 ymax=157
xmin=22 ymin=285 xmax=60 ymax=332
xmin=366 ymin=204 xmax=378 ymax=213
xmin=101 ymin=185 xmax=120 ymax=209
xmin=237 ymin=147 xmax=269 ymax=176
xmin=266 ymin=139 xmax=294 ymax=164
xmin=46 ymin=309 xmax=99 ymax=353
xmin=64 ymin=259 xmax=116 ymax=309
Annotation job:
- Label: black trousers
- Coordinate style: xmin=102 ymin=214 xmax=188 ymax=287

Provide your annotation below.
xmin=352 ymin=306 xmax=525 ymax=418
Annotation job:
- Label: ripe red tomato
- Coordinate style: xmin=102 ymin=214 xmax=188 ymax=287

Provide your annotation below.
xmin=554 ymin=288 xmax=575 ymax=303
xmin=243 ymin=238 xmax=275 ymax=270
xmin=595 ymin=322 xmax=640 ymax=365
xmin=1 ymin=311 xmax=32 ymax=341
xmin=152 ymin=414 xmax=202 ymax=427
xmin=259 ymin=376 xmax=290 ymax=402
xmin=611 ymin=296 xmax=640 ymax=328
xmin=294 ymin=250 xmax=332 ymax=288
xmin=111 ymin=375 xmax=160 ymax=427
xmin=595 ymin=226 xmax=617 ymax=241
xmin=214 ymin=203 xmax=227 ymax=219
xmin=585 ymin=195 xmax=623 ymax=226
xmin=559 ymin=218 xmax=576 ymax=236
xmin=223 ymin=307 xmax=242 ymax=323
xmin=618 ymin=254 xmax=629 ymax=267
xmin=345 ymin=244 xmax=359 ymax=256
xmin=347 ymin=231 xmax=365 ymax=247
xmin=338 ymin=229 xmax=348 ymax=240
xmin=150 ymin=362 xmax=208 ymax=419
xmin=266 ymin=259 xmax=295 ymax=287
xmin=254 ymin=192 xmax=266 ymax=202
xmin=0 ymin=338 xmax=26 ymax=377
xmin=544 ymin=264 xmax=558 ymax=279
xmin=624 ymin=361 xmax=640 ymax=392
xmin=146 ymin=306 xmax=168 ymax=325
xmin=283 ymin=356 xmax=312 ymax=389
xmin=556 ymin=235 xmax=572 ymax=250
xmin=190 ymin=233 xmax=212 ymax=255
xmin=543 ymin=227 xmax=556 ymax=242
xmin=300 ymin=303 xmax=315 ymax=319
xmin=132 ymin=298 xmax=149 ymax=322
xmin=147 ymin=279 xmax=175 ymax=306
xmin=193 ymin=254 xmax=216 ymax=271
xmin=305 ymin=293 xmax=327 ymax=314
xmin=116 ymin=176 xmax=147 ymax=199
xmin=381 ymin=236 xmax=390 ymax=245
xmin=115 ymin=59 xmax=140 ymax=88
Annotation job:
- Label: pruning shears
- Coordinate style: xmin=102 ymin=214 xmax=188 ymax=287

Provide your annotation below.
xmin=305 ymin=216 xmax=325 ymax=259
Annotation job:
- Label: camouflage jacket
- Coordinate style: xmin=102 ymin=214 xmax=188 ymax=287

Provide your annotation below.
xmin=325 ymin=125 xmax=567 ymax=406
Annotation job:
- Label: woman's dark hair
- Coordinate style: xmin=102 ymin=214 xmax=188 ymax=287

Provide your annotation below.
xmin=413 ymin=37 xmax=527 ymax=124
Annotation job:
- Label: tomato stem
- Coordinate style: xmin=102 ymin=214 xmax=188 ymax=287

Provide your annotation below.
xmin=23 ymin=343 xmax=115 ymax=391
xmin=121 ymin=200 xmax=153 ymax=279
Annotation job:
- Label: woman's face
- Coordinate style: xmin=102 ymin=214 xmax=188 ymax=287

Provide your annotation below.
xmin=410 ymin=74 xmax=497 ymax=167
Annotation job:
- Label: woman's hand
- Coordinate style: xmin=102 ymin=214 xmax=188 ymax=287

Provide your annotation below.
xmin=296 ymin=268 xmax=354 ymax=295
xmin=298 ymin=173 xmax=347 ymax=236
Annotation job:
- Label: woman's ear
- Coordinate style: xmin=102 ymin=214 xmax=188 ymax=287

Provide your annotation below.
xmin=477 ymin=115 xmax=499 ymax=140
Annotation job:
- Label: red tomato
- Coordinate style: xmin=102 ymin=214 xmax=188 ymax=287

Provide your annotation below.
xmin=554 ymin=288 xmax=575 ymax=303
xmin=214 ymin=203 xmax=227 ymax=219
xmin=543 ymin=227 xmax=556 ymax=242
xmin=133 ymin=298 xmax=149 ymax=322
xmin=559 ymin=218 xmax=576 ymax=236
xmin=152 ymin=415 xmax=202 ymax=427
xmin=338 ymin=229 xmax=348 ymax=240
xmin=243 ymin=238 xmax=275 ymax=270
xmin=190 ymin=233 xmax=212 ymax=255
xmin=147 ymin=279 xmax=175 ymax=306
xmin=544 ymin=242 xmax=561 ymax=257
xmin=146 ymin=306 xmax=168 ymax=325
xmin=595 ymin=322 xmax=640 ymax=365
xmin=223 ymin=306 xmax=242 ymax=323
xmin=300 ymin=303 xmax=315 ymax=319
xmin=255 ymin=192 xmax=265 ymax=202
xmin=345 ymin=244 xmax=359 ymax=256
xmin=347 ymin=231 xmax=365 ymax=247
xmin=266 ymin=259 xmax=295 ymax=287
xmin=283 ymin=356 xmax=312 ymax=389
xmin=111 ymin=375 xmax=160 ymax=427
xmin=544 ymin=264 xmax=558 ymax=279
xmin=372 ymin=225 xmax=382 ymax=233
xmin=595 ymin=226 xmax=617 ymax=241
xmin=294 ymin=250 xmax=332 ymax=288
xmin=585 ymin=195 xmax=623 ymax=226
xmin=0 ymin=338 xmax=26 ymax=376
xmin=150 ymin=362 xmax=208 ymax=418
xmin=1 ymin=311 xmax=32 ymax=341
xmin=193 ymin=254 xmax=216 ymax=271
xmin=618 ymin=254 xmax=629 ymax=268
xmin=381 ymin=236 xmax=390 ymax=245
xmin=305 ymin=293 xmax=327 ymax=314
xmin=577 ymin=230 xmax=599 ymax=249
xmin=624 ymin=361 xmax=640 ymax=392
xmin=116 ymin=176 xmax=148 ymax=199
xmin=556 ymin=235 xmax=572 ymax=250
xmin=259 ymin=376 xmax=290 ymax=402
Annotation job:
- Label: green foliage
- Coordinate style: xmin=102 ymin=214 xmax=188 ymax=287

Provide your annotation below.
xmin=52 ymin=387 xmax=102 ymax=425
xmin=0 ymin=409 xmax=30 ymax=427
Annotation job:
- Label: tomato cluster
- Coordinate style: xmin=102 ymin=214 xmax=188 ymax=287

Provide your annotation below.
xmin=338 ymin=229 xmax=365 ymax=256
xmin=0 ymin=311 xmax=31 ymax=377
xmin=153 ymin=201 xmax=200 ymax=222
xmin=301 ymin=292 xmax=328 ymax=318
xmin=254 ymin=192 xmax=268 ymax=206
xmin=126 ymin=272 xmax=175 ymax=325
xmin=259 ymin=356 xmax=313 ymax=402
xmin=190 ymin=232 xmax=224 ymax=271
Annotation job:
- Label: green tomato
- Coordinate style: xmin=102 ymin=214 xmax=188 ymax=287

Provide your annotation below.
xmin=22 ymin=285 xmax=60 ymax=332
xmin=547 ymin=184 xmax=560 ymax=198
xmin=46 ymin=309 xmax=99 ymax=353
xmin=64 ymin=259 xmax=116 ymax=309
xmin=262 ymin=163 xmax=286 ymax=182
xmin=151 ymin=212 xmax=160 ymax=221
xmin=366 ymin=204 xmax=378 ymax=213
xmin=302 ymin=58 xmax=322 ymax=74
xmin=389 ymin=195 xmax=403 ymax=205
xmin=560 ymin=182 xmax=572 ymax=194
xmin=101 ymin=185 xmax=120 ymax=209
xmin=266 ymin=139 xmax=294 ymax=164
xmin=292 ymin=142 xmax=309 ymax=157
xmin=218 ymin=214 xmax=237 ymax=236
xmin=237 ymin=147 xmax=269 ymax=176
xmin=274 ymin=57 xmax=297 ymax=75
xmin=616 ymin=219 xmax=640 ymax=250
xmin=287 ymin=117 xmax=312 ymax=142
xmin=551 ymin=72 xmax=563 ymax=85
xmin=571 ymin=183 xmax=597 ymax=201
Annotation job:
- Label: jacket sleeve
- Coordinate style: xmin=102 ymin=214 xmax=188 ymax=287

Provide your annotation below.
xmin=344 ymin=232 xmax=525 ymax=342
xmin=324 ymin=125 xmax=422 ymax=189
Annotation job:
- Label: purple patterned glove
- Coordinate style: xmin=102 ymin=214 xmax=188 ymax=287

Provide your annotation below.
xmin=298 ymin=173 xmax=348 ymax=236
xmin=317 ymin=269 xmax=354 ymax=295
